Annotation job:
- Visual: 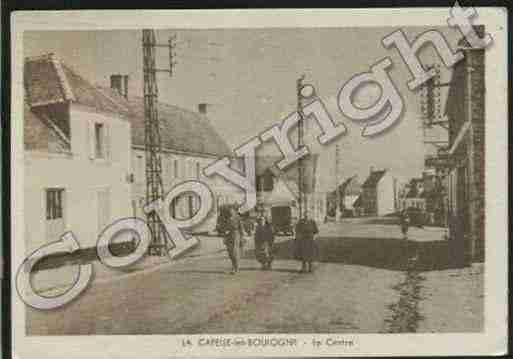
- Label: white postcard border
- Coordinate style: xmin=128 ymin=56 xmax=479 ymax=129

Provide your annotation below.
xmin=11 ymin=8 xmax=508 ymax=358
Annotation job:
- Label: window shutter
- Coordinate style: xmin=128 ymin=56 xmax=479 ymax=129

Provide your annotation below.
xmin=87 ymin=121 xmax=95 ymax=159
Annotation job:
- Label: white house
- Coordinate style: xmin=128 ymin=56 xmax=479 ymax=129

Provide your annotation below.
xmin=23 ymin=54 xmax=133 ymax=253
xmin=254 ymin=154 xmax=326 ymax=224
xmin=356 ymin=168 xmax=396 ymax=216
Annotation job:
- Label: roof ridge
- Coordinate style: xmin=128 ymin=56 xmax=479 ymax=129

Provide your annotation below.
xmin=24 ymin=53 xmax=54 ymax=62
xmin=49 ymin=54 xmax=76 ymax=102
xmin=93 ymin=86 xmax=131 ymax=116
xmin=125 ymin=95 xmax=206 ymax=118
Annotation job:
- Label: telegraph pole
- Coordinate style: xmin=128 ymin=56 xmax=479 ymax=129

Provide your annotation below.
xmin=296 ymin=75 xmax=317 ymax=220
xmin=296 ymin=75 xmax=306 ymax=220
xmin=335 ymin=144 xmax=341 ymax=221
xmin=142 ymin=29 xmax=176 ymax=255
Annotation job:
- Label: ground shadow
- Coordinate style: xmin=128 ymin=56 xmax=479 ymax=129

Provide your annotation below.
xmin=240 ymin=267 xmax=300 ymax=274
xmin=245 ymin=237 xmax=466 ymax=271
xmin=172 ymin=269 xmax=229 ymax=275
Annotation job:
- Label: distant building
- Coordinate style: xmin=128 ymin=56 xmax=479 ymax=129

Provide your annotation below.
xmin=357 ymin=168 xmax=395 ymax=216
xmin=23 ymin=54 xmax=133 ymax=252
xmin=339 ymin=175 xmax=361 ymax=215
xmin=255 ymin=164 xmax=297 ymax=212
xmin=445 ymin=29 xmax=485 ymax=261
xmin=253 ymin=154 xmax=326 ymax=224
xmin=397 ymin=171 xmax=447 ymax=226
xmin=400 ymin=178 xmax=426 ymax=211
xmin=327 ymin=175 xmax=361 ymax=218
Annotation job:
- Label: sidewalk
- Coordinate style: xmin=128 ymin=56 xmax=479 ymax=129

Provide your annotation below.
xmin=31 ymin=250 xmax=172 ymax=296
xmin=29 ymin=234 xmax=257 ymax=296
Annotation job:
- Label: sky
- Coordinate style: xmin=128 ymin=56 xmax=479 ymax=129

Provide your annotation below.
xmin=24 ymin=27 xmax=460 ymax=191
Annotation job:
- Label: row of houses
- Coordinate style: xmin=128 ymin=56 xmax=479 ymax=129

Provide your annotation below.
xmin=395 ymin=28 xmax=485 ymax=262
xmin=327 ymin=168 xmax=398 ymax=218
xmin=397 ymin=170 xmax=447 ymax=226
xmin=443 ymin=31 xmax=485 ymax=262
xmin=23 ymin=53 xmax=244 ymax=253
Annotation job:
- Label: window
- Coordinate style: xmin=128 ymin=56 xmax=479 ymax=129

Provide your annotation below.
xmin=46 ymin=188 xmax=64 ymax=220
xmin=94 ymin=123 xmax=105 ymax=158
xmin=174 ymin=159 xmax=179 ymax=178
xmin=136 ymin=155 xmax=143 ymax=182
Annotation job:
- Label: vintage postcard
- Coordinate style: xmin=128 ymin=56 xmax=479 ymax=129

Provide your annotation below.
xmin=10 ymin=7 xmax=508 ymax=358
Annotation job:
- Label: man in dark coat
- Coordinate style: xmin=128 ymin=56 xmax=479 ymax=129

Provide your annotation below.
xmin=294 ymin=214 xmax=319 ymax=273
xmin=254 ymin=213 xmax=274 ymax=270
xmin=217 ymin=205 xmax=244 ymax=274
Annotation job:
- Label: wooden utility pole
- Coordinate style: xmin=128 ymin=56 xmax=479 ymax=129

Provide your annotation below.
xmin=296 ymin=75 xmax=306 ymax=219
xmin=335 ymin=144 xmax=341 ymax=221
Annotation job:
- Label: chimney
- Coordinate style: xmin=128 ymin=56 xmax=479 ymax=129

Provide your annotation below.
xmin=198 ymin=103 xmax=207 ymax=115
xmin=110 ymin=74 xmax=123 ymax=96
xmin=369 ymin=166 xmax=374 ymax=174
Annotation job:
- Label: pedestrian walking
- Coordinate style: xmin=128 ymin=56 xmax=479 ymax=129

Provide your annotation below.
xmin=254 ymin=213 xmax=274 ymax=270
xmin=217 ymin=205 xmax=244 ymax=274
xmin=400 ymin=209 xmax=410 ymax=239
xmin=294 ymin=214 xmax=319 ymax=273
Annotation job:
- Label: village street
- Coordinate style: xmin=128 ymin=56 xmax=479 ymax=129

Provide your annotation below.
xmin=27 ymin=218 xmax=483 ymax=335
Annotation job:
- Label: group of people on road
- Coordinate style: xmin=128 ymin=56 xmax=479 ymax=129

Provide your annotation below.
xmin=220 ymin=205 xmax=468 ymax=274
xmin=217 ymin=205 xmax=320 ymax=275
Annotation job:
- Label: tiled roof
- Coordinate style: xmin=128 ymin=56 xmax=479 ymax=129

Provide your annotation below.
xmin=361 ymin=170 xmax=386 ymax=188
xmin=24 ymin=54 xmax=131 ymax=118
xmin=24 ymin=55 xmax=67 ymax=106
xmin=24 ymin=104 xmax=70 ymax=153
xmin=339 ymin=175 xmax=361 ymax=196
xmin=121 ymin=95 xmax=232 ymax=157
xmin=24 ymin=54 xmax=232 ymax=157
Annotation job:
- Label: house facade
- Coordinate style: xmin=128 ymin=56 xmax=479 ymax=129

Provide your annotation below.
xmin=102 ymin=79 xmax=244 ymax=234
xmin=357 ymin=168 xmax=395 ymax=216
xmin=445 ymin=30 xmax=485 ymax=261
xmin=254 ymin=155 xmax=326 ymax=224
xmin=399 ymin=178 xmax=426 ymax=211
xmin=23 ymin=54 xmax=133 ymax=253
xmin=326 ymin=175 xmax=361 ymax=218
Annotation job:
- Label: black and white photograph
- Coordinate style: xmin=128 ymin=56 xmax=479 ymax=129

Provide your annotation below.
xmin=10 ymin=7 xmax=508 ymax=358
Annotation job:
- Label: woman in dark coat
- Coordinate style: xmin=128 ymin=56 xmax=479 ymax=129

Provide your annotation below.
xmin=254 ymin=214 xmax=274 ymax=270
xmin=294 ymin=214 xmax=319 ymax=273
